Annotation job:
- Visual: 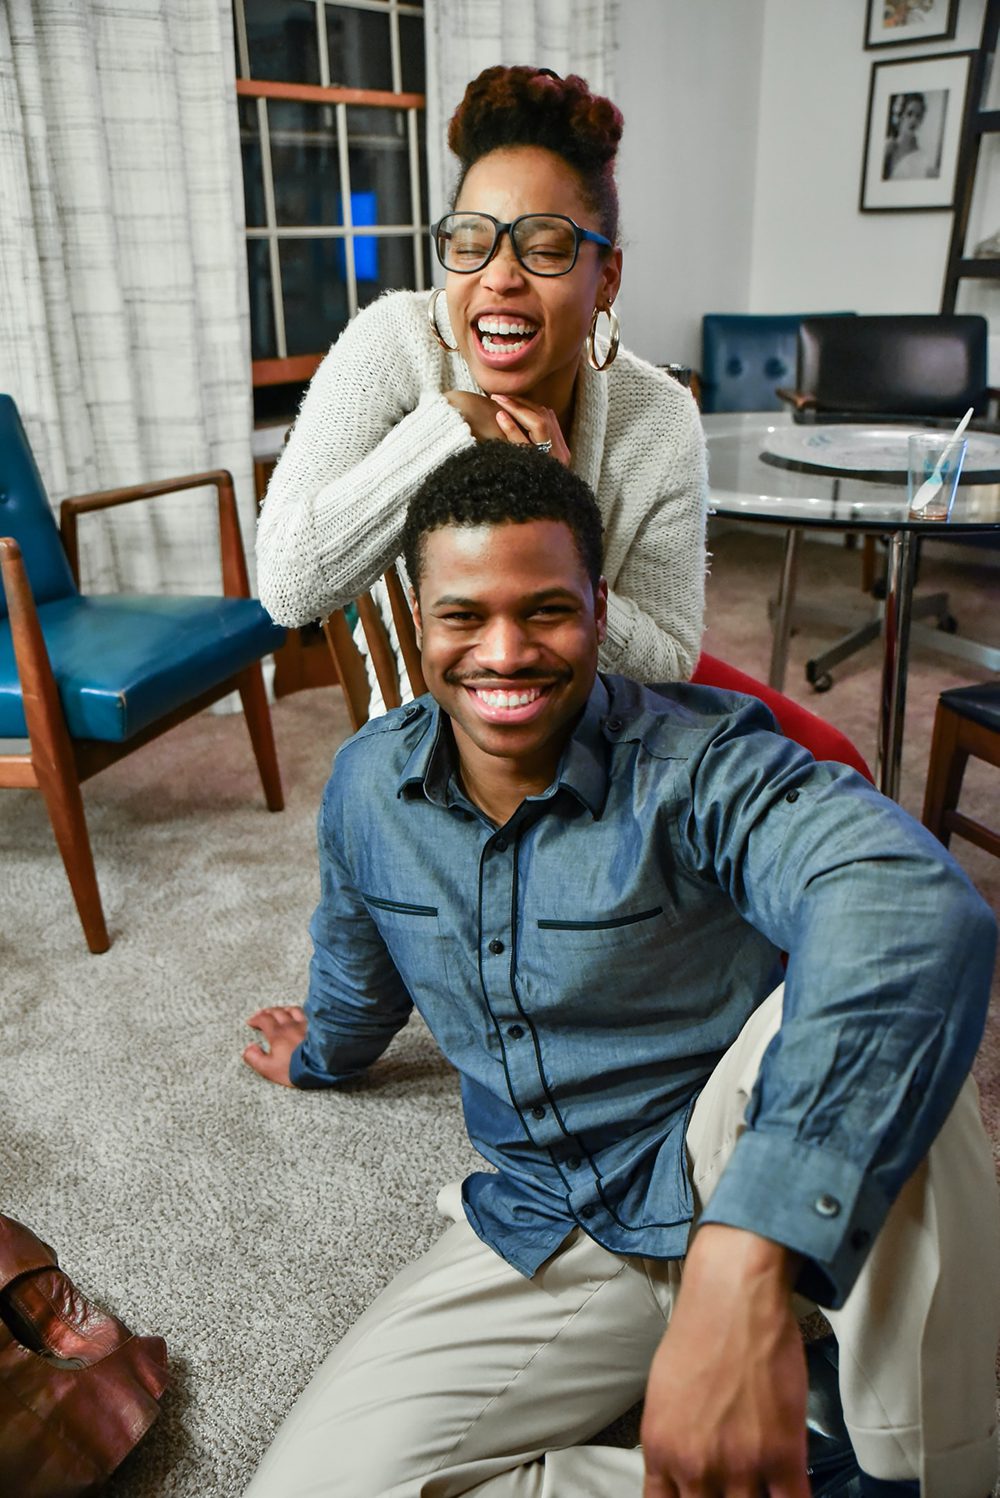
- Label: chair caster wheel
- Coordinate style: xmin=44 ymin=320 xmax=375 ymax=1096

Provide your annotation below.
xmin=807 ymin=666 xmax=834 ymax=693
xmin=937 ymin=613 xmax=958 ymax=634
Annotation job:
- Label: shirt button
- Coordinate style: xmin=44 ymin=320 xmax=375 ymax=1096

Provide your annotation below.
xmin=566 ymin=1155 xmax=581 ymax=1170
xmin=494 ymin=837 xmax=508 ymax=852
xmin=488 ymin=938 xmax=505 ymax=954
xmin=606 ymin=717 xmax=622 ymax=733
xmin=580 ymin=1204 xmax=596 ymax=1219
xmin=531 ymin=1106 xmax=545 ymax=1120
xmin=814 ymin=1193 xmax=840 ymax=1218
xmin=507 ymin=1024 xmax=525 ymax=1040
xmin=785 ymin=789 xmax=800 ymax=804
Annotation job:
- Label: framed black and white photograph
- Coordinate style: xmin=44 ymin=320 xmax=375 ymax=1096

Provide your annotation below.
xmin=860 ymin=51 xmax=973 ymax=211
xmin=864 ymin=0 xmax=958 ymax=50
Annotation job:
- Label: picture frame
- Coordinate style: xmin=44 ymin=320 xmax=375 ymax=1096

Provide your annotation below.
xmin=860 ymin=51 xmax=973 ymax=212
xmin=864 ymin=0 xmax=958 ymax=50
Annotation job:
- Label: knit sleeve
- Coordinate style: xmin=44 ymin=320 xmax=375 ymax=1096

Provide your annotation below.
xmin=597 ymin=369 xmax=708 ymax=684
xmin=255 ymin=292 xmax=476 ymax=626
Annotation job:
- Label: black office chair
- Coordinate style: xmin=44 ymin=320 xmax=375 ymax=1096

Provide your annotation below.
xmin=774 ymin=314 xmax=999 ymax=690
xmin=779 ymin=314 xmax=992 ymax=424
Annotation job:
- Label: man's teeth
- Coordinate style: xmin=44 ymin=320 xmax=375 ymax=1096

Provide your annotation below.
xmin=472 ymin=686 xmax=544 ymax=709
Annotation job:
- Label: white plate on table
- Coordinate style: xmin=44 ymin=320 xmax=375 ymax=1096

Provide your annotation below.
xmin=759 ymin=424 xmax=1000 ymax=484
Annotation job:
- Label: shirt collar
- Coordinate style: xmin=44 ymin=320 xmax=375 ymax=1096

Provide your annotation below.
xmin=397 ymin=677 xmax=612 ymax=820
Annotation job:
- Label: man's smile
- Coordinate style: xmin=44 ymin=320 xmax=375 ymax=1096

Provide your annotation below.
xmin=453 ymin=677 xmax=562 ymax=725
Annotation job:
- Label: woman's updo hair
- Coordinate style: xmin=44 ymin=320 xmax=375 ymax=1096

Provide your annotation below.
xmin=447 ymin=65 xmax=623 ymax=243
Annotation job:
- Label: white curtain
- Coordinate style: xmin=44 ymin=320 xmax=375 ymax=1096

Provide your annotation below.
xmin=424 ymin=0 xmax=619 ymax=240
xmin=0 ymin=0 xmax=255 ymax=598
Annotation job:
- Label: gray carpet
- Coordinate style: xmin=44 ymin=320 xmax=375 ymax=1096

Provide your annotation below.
xmin=0 ymin=526 xmax=997 ymax=1496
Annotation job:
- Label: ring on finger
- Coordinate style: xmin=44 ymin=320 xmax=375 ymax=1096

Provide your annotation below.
xmin=534 ymin=439 xmax=554 ymax=454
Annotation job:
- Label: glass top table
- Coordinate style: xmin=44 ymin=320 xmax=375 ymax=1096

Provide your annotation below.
xmin=703 ymin=412 xmax=1000 ymax=799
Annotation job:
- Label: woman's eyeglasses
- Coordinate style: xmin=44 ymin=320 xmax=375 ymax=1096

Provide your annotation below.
xmin=432 ymin=212 xmax=612 ymax=278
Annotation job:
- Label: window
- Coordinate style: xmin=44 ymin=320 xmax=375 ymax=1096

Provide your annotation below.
xmin=233 ymin=0 xmax=428 ymax=420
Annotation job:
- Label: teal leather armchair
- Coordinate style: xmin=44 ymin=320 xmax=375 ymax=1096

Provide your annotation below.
xmin=0 ymin=394 xmax=286 ymax=952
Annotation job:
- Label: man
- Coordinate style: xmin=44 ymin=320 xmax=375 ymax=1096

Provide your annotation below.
xmin=244 ymin=443 xmax=999 ymax=1498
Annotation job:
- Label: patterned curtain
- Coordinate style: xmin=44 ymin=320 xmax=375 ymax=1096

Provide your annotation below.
xmin=424 ymin=0 xmax=619 ymax=239
xmin=0 ymin=0 xmax=255 ymax=597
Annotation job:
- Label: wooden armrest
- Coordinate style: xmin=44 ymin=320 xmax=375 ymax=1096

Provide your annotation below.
xmin=59 ymin=470 xmax=250 ymax=599
xmin=774 ymin=387 xmax=817 ymax=412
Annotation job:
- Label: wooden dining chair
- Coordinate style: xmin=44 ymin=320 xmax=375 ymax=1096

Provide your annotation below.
xmin=922 ymin=681 xmax=1000 ymax=859
xmin=323 ymin=566 xmax=426 ymax=730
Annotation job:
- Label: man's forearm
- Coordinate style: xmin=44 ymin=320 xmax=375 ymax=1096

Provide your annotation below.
xmin=641 ymin=1224 xmax=810 ymax=1496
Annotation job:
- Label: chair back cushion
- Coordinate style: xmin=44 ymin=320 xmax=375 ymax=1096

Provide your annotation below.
xmin=797 ymin=314 xmax=989 ymax=418
xmin=700 ymin=314 xmax=854 ymax=414
xmin=0 ymin=396 xmax=78 ymax=618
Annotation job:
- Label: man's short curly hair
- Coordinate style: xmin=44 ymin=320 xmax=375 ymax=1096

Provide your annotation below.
xmin=447 ymin=65 xmax=623 ymax=242
xmin=401 ymin=443 xmax=604 ymax=596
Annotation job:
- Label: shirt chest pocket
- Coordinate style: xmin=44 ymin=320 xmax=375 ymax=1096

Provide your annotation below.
xmin=362 ymin=893 xmax=455 ymax=1010
xmin=536 ymin=904 xmax=666 ymax=950
xmin=525 ymin=905 xmax=672 ymax=1020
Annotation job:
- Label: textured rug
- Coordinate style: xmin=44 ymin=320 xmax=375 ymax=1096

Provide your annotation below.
xmin=0 ymin=526 xmax=996 ymax=1496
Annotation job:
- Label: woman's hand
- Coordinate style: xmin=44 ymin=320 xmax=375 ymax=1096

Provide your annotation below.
xmin=490 ymin=394 xmax=571 ymax=466
xmin=443 ymin=390 xmax=507 ymax=442
xmin=443 ymin=390 xmax=570 ymax=466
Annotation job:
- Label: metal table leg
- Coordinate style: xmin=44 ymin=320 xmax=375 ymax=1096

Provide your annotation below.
xmin=876 ymin=530 xmax=918 ymax=800
xmin=769 ymin=527 xmax=802 ymax=692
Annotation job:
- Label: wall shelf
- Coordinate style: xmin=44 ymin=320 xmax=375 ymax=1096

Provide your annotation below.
xmin=942 ymin=0 xmax=1000 ymax=313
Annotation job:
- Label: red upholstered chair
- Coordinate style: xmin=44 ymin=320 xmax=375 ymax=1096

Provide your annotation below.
xmin=692 ymin=652 xmax=873 ymax=782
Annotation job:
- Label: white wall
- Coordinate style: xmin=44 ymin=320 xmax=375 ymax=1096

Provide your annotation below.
xmin=751 ymin=0 xmax=986 ymax=314
xmin=613 ymin=0 xmax=988 ymax=372
xmin=615 ymin=0 xmax=765 ymax=368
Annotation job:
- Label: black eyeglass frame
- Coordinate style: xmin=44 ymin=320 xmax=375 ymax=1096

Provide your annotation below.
xmin=431 ymin=212 xmax=613 ymax=278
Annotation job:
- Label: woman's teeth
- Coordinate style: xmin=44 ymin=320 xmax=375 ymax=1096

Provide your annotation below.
xmin=476 ymin=318 xmax=537 ymax=353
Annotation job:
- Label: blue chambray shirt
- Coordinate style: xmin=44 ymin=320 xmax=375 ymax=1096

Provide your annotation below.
xmin=291 ymin=676 xmax=995 ymax=1308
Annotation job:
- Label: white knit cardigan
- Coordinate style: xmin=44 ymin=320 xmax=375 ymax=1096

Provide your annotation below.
xmin=256 ymin=290 xmax=708 ymax=683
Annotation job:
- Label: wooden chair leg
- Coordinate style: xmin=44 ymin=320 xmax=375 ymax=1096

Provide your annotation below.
xmin=32 ymin=756 xmax=110 ymax=954
xmin=1 ymin=537 xmax=110 ymax=952
xmin=922 ymin=702 xmax=967 ymax=848
xmin=237 ymin=663 xmax=284 ymax=812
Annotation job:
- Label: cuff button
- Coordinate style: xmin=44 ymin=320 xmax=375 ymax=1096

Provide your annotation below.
xmin=814 ymin=1193 xmax=841 ymax=1218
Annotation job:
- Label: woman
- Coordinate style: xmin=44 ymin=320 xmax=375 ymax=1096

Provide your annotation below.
xmin=883 ymin=93 xmax=935 ymax=181
xmin=256 ymin=66 xmax=707 ymax=686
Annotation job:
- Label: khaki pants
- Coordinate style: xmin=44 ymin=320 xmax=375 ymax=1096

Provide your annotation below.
xmin=246 ymin=988 xmax=1000 ymax=1498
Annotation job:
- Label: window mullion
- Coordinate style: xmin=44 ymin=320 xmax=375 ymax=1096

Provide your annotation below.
xmin=257 ymin=98 xmax=287 ymax=361
xmin=407 ymin=109 xmax=424 ymax=291
xmin=336 ymin=102 xmax=358 ymax=318
xmin=233 ymin=0 xmax=250 ymax=79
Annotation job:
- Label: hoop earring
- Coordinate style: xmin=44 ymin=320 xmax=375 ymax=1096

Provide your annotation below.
xmin=585 ymin=304 xmax=620 ymax=372
xmin=427 ymin=287 xmax=458 ymax=352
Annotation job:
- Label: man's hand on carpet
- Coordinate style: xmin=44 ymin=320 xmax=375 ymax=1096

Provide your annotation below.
xmin=640 ymin=1223 xmax=810 ymax=1497
xmin=243 ymin=1005 xmax=308 ymax=1087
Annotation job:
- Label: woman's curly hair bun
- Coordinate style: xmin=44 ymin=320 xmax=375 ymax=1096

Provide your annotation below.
xmin=447 ymin=66 xmax=623 ymax=239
